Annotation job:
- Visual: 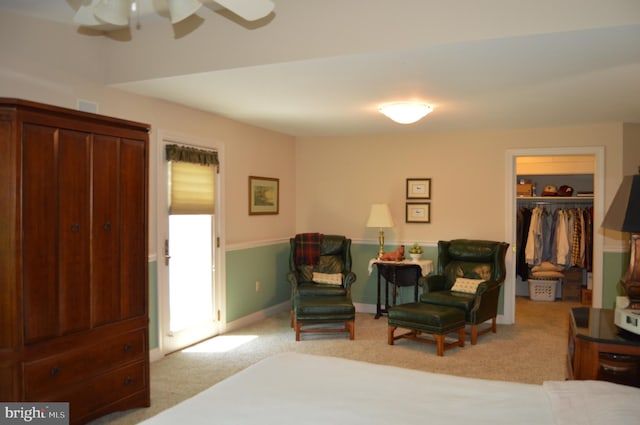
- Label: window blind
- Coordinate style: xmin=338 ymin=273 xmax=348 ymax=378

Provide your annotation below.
xmin=166 ymin=145 xmax=217 ymax=215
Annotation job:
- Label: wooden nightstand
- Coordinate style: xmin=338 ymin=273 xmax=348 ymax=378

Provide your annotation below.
xmin=567 ymin=307 xmax=640 ymax=387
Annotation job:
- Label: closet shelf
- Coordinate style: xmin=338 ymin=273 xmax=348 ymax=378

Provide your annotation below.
xmin=517 ymin=196 xmax=593 ymax=201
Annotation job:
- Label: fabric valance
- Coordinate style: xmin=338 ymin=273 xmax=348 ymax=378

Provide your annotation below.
xmin=165 ymin=144 xmax=219 ymax=167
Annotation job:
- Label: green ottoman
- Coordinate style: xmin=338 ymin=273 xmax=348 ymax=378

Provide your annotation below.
xmin=293 ymin=295 xmax=355 ymax=341
xmin=387 ymin=302 xmax=465 ymax=356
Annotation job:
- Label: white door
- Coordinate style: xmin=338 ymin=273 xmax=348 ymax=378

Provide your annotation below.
xmin=157 ymin=135 xmax=223 ymax=354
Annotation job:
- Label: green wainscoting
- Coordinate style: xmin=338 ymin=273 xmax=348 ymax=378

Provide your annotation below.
xmin=603 ymin=250 xmax=630 ymax=309
xmin=147 ymin=245 xmax=630 ymax=350
xmin=148 ymin=260 xmax=158 ymax=350
xmin=225 ymin=242 xmax=291 ymax=322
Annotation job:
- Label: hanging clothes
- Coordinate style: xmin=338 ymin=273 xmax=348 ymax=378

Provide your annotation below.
xmin=525 ymin=206 xmax=544 ymax=266
xmin=516 ymin=204 xmax=593 ymax=278
xmin=554 ymin=209 xmax=571 ymax=266
xmin=516 ymin=207 xmax=532 ymax=280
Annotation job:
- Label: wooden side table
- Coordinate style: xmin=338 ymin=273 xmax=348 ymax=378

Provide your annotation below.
xmin=567 ymin=307 xmax=640 ymax=387
xmin=370 ymin=260 xmax=433 ymax=319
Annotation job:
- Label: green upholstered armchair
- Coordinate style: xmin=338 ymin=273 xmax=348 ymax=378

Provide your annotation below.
xmin=287 ymin=234 xmax=357 ymax=299
xmin=287 ymin=234 xmax=357 ymax=326
xmin=419 ymin=239 xmax=509 ymax=345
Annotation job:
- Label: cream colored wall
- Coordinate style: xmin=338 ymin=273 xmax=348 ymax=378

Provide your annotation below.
xmin=623 ymin=123 xmax=640 ymax=175
xmin=296 ymin=124 xmax=624 ymax=248
xmin=0 ymin=13 xmax=297 ymax=256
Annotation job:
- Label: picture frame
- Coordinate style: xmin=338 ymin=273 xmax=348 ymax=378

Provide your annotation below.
xmin=406 ymin=202 xmax=431 ymax=223
xmin=249 ymin=176 xmax=279 ymax=215
xmin=406 ymin=178 xmax=431 ymax=199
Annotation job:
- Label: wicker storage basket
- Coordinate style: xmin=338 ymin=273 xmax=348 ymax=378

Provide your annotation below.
xmin=528 ymin=278 xmax=558 ymax=302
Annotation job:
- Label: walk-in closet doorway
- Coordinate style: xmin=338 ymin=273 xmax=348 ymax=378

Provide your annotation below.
xmin=503 ymin=147 xmax=605 ymax=324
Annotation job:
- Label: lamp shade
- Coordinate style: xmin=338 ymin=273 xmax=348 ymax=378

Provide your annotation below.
xmin=379 ymin=102 xmax=432 ymax=124
xmin=602 ymin=174 xmax=640 ymax=233
xmin=366 ymin=204 xmax=394 ymax=228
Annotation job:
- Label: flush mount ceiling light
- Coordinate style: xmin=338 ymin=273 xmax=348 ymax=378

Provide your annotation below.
xmin=379 ymin=102 xmax=433 ymax=124
xmin=73 ymin=0 xmax=275 ymax=30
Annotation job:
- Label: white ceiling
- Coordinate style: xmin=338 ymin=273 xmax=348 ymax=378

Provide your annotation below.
xmin=2 ymin=0 xmax=640 ymax=137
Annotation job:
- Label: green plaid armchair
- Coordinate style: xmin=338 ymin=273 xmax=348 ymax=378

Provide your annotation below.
xmin=287 ymin=234 xmax=357 ymax=297
xmin=286 ymin=234 xmax=357 ymax=326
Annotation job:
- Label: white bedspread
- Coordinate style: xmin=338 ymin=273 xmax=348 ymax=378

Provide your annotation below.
xmin=141 ymin=352 xmax=640 ymax=425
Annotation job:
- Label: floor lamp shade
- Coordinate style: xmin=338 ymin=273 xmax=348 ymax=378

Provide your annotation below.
xmin=602 ymin=173 xmax=640 ymax=308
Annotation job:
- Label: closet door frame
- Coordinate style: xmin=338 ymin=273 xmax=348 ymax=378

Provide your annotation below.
xmin=504 ymin=147 xmax=605 ymax=324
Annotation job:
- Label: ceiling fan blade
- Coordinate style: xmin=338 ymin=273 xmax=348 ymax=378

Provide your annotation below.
xmin=94 ymin=0 xmax=131 ymax=26
xmin=73 ymin=0 xmax=103 ymax=26
xmin=214 ymin=0 xmax=274 ymax=21
xmin=168 ymin=0 xmax=203 ymax=24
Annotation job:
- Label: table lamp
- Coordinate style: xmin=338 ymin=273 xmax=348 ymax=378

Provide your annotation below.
xmin=367 ymin=203 xmax=394 ymax=259
xmin=601 ymin=170 xmax=640 ymax=309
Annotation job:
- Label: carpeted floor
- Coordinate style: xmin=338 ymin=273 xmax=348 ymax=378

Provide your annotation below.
xmin=91 ymin=297 xmax=581 ymax=424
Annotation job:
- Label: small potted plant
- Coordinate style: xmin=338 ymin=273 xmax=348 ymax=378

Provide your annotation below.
xmin=408 ymin=243 xmax=423 ymax=261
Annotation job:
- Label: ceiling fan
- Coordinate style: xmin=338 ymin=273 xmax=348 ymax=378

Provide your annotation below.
xmin=73 ymin=0 xmax=275 ymax=30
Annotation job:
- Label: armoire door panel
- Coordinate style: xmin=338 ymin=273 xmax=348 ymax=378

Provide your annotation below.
xmin=0 ymin=113 xmax=18 ymax=352
xmin=92 ymin=134 xmax=121 ymax=326
xmin=119 ymin=139 xmax=147 ymax=319
xmin=57 ymin=129 xmax=91 ymax=334
xmin=22 ymin=123 xmax=60 ymax=342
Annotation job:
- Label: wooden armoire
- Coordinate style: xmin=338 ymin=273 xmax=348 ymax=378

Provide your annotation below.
xmin=0 ymin=98 xmax=150 ymax=424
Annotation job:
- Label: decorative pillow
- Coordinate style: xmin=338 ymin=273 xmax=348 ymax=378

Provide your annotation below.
xmin=312 ymin=272 xmax=343 ymax=285
xmin=451 ymin=277 xmax=484 ymax=294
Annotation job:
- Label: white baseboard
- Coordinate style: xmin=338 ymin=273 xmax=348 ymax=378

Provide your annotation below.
xmin=149 ymin=347 xmax=163 ymax=363
xmin=222 ymin=301 xmax=290 ymax=334
xmin=354 ymin=302 xmax=377 ymax=314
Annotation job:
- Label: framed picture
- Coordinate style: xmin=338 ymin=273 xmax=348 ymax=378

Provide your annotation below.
xmin=249 ymin=176 xmax=279 ymax=215
xmin=406 ymin=202 xmax=431 ymax=223
xmin=406 ymin=178 xmax=431 ymax=199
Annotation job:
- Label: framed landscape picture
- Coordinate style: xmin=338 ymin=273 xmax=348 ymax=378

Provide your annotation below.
xmin=406 ymin=202 xmax=431 ymax=223
xmin=249 ymin=176 xmax=279 ymax=215
xmin=406 ymin=178 xmax=431 ymax=199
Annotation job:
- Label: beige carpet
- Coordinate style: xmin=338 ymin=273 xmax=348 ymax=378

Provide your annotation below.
xmin=91 ymin=297 xmax=581 ymax=424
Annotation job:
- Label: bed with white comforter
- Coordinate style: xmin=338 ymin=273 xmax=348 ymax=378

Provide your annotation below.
xmin=141 ymin=352 xmax=640 ymax=425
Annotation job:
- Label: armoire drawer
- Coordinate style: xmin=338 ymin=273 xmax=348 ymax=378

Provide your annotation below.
xmin=28 ymin=361 xmax=148 ymax=424
xmin=23 ymin=329 xmax=146 ymax=398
